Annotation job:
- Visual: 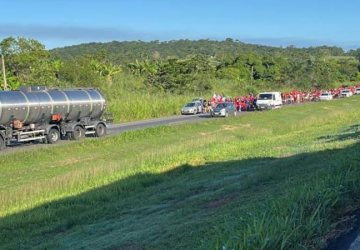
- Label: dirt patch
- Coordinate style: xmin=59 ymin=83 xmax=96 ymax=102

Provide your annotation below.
xmin=222 ymin=125 xmax=239 ymax=131
xmin=205 ymin=193 xmax=238 ymax=210
xmin=190 ymin=186 xmax=208 ymax=196
xmin=49 ymin=155 xmax=99 ymax=168
xmin=273 ymin=146 xmax=287 ymax=151
xmin=199 ymin=125 xmax=239 ymax=136
xmin=240 ymin=123 xmax=251 ymax=128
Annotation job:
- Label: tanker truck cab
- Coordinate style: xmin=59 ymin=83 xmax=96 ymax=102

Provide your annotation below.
xmin=0 ymin=86 xmax=110 ymax=150
xmin=256 ymin=92 xmax=282 ymax=110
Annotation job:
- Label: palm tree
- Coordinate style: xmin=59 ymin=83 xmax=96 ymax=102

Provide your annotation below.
xmin=91 ymin=60 xmax=121 ymax=85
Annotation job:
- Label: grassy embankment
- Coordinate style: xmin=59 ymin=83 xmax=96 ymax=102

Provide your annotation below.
xmin=99 ymin=73 xmax=274 ymax=123
xmin=100 ymin=74 xmax=357 ymax=123
xmin=1 ymin=97 xmax=360 ymax=249
xmin=98 ymin=74 xmax=194 ymax=123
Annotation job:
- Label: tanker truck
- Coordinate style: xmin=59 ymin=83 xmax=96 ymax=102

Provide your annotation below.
xmin=0 ymin=86 xmax=110 ymax=150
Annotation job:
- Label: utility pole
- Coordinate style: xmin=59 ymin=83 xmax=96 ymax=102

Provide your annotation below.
xmin=1 ymin=54 xmax=7 ymax=91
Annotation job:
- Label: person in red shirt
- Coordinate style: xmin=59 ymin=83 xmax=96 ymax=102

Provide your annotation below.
xmin=234 ymin=98 xmax=240 ymax=112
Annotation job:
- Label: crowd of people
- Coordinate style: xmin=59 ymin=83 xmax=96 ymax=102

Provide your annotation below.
xmin=200 ymin=84 xmax=360 ymax=112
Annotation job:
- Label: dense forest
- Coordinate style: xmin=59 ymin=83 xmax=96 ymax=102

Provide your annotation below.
xmin=51 ymin=39 xmax=360 ymax=91
xmin=2 ymin=37 xmax=360 ymax=93
xmin=1 ymin=37 xmax=360 ymax=121
xmin=1 ymin=37 xmax=360 ymax=92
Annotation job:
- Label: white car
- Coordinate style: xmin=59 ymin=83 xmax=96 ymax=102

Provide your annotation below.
xmin=319 ymin=92 xmax=333 ymax=101
xmin=355 ymin=88 xmax=360 ymax=95
xmin=341 ymin=89 xmax=353 ymax=97
xmin=181 ymin=101 xmax=202 ymax=115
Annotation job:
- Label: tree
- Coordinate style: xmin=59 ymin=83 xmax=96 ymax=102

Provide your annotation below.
xmin=0 ymin=37 xmax=58 ymax=87
xmin=216 ymin=66 xmax=250 ymax=82
xmin=56 ymin=57 xmax=102 ymax=87
xmin=90 ymin=59 xmax=121 ymax=85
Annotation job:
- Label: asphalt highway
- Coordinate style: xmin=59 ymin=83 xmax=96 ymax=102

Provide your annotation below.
xmin=0 ymin=113 xmax=214 ymax=154
xmin=107 ymin=113 xmax=211 ymax=135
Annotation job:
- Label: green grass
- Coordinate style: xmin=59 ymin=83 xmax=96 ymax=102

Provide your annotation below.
xmin=1 ymin=97 xmax=360 ymax=249
xmin=107 ymin=92 xmax=189 ymax=122
xmin=100 ymin=74 xmax=194 ymax=122
xmin=100 ymin=74 xmax=252 ymax=123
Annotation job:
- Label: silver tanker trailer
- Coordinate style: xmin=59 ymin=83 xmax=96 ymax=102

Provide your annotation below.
xmin=0 ymin=86 xmax=110 ymax=150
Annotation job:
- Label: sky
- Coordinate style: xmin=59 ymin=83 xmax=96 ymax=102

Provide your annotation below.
xmin=1 ymin=0 xmax=359 ymax=50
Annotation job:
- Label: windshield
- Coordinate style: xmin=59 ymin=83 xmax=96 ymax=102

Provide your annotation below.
xmin=321 ymin=93 xmax=330 ymax=96
xmin=342 ymin=90 xmax=349 ymax=93
xmin=216 ymin=103 xmax=227 ymax=109
xmin=185 ymin=103 xmax=196 ymax=107
xmin=258 ymin=94 xmax=273 ymax=100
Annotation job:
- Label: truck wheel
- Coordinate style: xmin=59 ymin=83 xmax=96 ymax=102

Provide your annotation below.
xmin=47 ymin=128 xmax=60 ymax=144
xmin=95 ymin=123 xmax=107 ymax=137
xmin=0 ymin=136 xmax=6 ymax=150
xmin=71 ymin=126 xmax=85 ymax=140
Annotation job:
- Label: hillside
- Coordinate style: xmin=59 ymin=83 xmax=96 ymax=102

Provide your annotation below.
xmin=50 ymin=39 xmax=347 ymax=64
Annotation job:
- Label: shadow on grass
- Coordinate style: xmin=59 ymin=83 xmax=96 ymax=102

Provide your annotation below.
xmin=318 ymin=123 xmax=360 ymax=142
xmin=1 ymin=136 xmax=360 ymax=249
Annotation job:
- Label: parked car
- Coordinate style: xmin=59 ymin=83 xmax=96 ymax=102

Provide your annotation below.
xmin=319 ymin=92 xmax=333 ymax=101
xmin=211 ymin=102 xmax=236 ymax=117
xmin=181 ymin=101 xmax=202 ymax=115
xmin=341 ymin=89 xmax=353 ymax=97
xmin=355 ymin=88 xmax=360 ymax=95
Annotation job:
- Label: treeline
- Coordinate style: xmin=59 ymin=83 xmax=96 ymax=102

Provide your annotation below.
xmin=1 ymin=37 xmax=360 ymax=95
xmin=51 ymin=38 xmax=347 ymax=64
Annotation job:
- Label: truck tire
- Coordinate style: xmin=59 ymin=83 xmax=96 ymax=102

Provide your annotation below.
xmin=47 ymin=128 xmax=60 ymax=144
xmin=0 ymin=136 xmax=6 ymax=150
xmin=70 ymin=125 xmax=85 ymax=140
xmin=95 ymin=123 xmax=106 ymax=137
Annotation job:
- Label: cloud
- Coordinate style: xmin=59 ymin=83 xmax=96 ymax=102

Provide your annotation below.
xmin=0 ymin=23 xmax=152 ymax=41
xmin=237 ymin=36 xmax=360 ymax=50
xmin=1 ymin=23 xmax=358 ymax=50
xmin=0 ymin=23 xmax=188 ymax=48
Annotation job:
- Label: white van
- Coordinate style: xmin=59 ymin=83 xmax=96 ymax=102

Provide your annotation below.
xmin=256 ymin=92 xmax=283 ymax=110
xmin=341 ymin=89 xmax=353 ymax=97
